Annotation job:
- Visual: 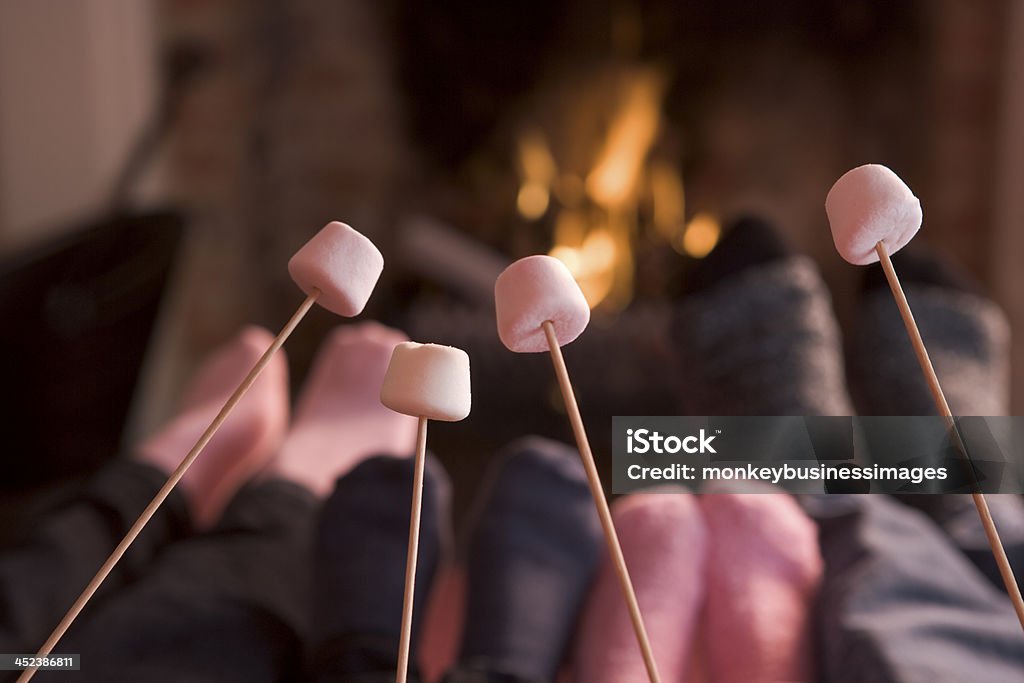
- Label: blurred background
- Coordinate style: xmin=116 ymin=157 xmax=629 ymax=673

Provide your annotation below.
xmin=2 ymin=0 xmax=1023 ymax=525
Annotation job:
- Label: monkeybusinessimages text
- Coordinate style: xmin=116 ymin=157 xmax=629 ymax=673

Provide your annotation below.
xmin=623 ymin=427 xmax=948 ymax=485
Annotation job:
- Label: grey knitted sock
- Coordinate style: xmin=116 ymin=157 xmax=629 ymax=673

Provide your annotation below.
xmin=848 ymin=251 xmax=1023 ymax=592
xmin=850 ymin=262 xmax=1010 ymax=416
xmin=674 ymin=217 xmax=854 ymax=416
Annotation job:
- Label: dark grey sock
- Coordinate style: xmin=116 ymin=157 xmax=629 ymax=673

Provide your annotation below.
xmin=861 ymin=247 xmax=981 ymax=299
xmin=850 ymin=249 xmax=1010 ymax=416
xmin=312 ymin=455 xmax=449 ymax=682
xmin=450 ymin=437 xmax=602 ymax=683
xmin=674 ymin=215 xmax=853 ymax=415
xmin=850 ymin=249 xmax=1022 ymax=592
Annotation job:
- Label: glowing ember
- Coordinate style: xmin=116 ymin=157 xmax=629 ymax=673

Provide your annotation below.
xmin=680 ymin=212 xmax=722 ymax=258
xmin=517 ymin=182 xmax=550 ymax=220
xmin=516 ymin=130 xmax=557 ymax=221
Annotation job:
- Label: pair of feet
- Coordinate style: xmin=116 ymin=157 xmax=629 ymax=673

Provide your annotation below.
xmin=673 ymin=214 xmax=1009 ymax=418
xmin=314 ymin=438 xmax=602 ymax=683
xmin=136 ymin=322 xmax=418 ymax=527
xmin=575 ymin=485 xmax=821 ymax=683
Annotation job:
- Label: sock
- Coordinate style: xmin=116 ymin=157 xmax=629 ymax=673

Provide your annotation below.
xmin=573 ymin=489 xmax=708 ymax=683
xmin=674 ymin=215 xmax=854 ymax=415
xmin=452 ymin=438 xmax=601 ymax=683
xmin=861 ymin=246 xmax=981 ymax=298
xmin=851 ymin=247 xmax=1010 ymax=416
xmin=136 ymin=325 xmax=289 ymax=528
xmin=312 ymin=455 xmax=449 ymax=680
xmin=700 ymin=484 xmax=822 ymax=683
xmin=850 ymin=249 xmax=1022 ymax=589
xmin=271 ymin=322 xmax=418 ymax=497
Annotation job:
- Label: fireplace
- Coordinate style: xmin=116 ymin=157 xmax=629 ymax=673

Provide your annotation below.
xmin=139 ymin=0 xmax=1018 ymax=493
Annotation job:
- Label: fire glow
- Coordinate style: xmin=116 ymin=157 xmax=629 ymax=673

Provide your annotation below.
xmin=515 ymin=66 xmax=720 ymax=310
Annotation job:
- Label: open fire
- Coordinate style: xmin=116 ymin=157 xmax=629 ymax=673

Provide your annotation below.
xmin=514 ymin=64 xmax=720 ymax=310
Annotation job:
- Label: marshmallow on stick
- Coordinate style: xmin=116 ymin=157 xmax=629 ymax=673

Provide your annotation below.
xmin=380 ymin=342 xmax=471 ymax=683
xmin=494 ymin=255 xmax=664 ymax=683
xmin=826 ymin=164 xmax=922 ymax=265
xmin=20 ymin=222 xmax=384 ymax=683
xmin=826 ymin=164 xmax=1024 ymax=632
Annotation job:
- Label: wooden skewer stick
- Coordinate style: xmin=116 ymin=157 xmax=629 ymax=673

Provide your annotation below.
xmin=17 ymin=290 xmax=321 ymax=683
xmin=542 ymin=321 xmax=663 ymax=683
xmin=396 ymin=416 xmax=429 ymax=683
xmin=876 ymin=241 xmax=1024 ymax=630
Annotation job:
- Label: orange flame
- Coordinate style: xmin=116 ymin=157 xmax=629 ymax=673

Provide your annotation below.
xmin=518 ymin=65 xmax=693 ymax=311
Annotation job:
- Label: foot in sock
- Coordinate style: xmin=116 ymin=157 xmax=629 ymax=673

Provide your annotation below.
xmin=851 ymin=247 xmax=1023 ymax=590
xmin=448 ymin=437 xmax=602 ymax=683
xmin=573 ymin=490 xmax=708 ymax=683
xmin=700 ymin=484 xmax=822 ymax=683
xmin=271 ymin=322 xmax=418 ymax=497
xmin=675 ymin=214 xmax=854 ymax=415
xmin=136 ymin=325 xmax=289 ymax=528
xmin=851 ymin=246 xmax=1010 ymax=416
xmin=312 ymin=454 xmax=449 ymax=680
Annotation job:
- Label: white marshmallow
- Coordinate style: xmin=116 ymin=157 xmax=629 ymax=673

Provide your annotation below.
xmin=494 ymin=255 xmax=591 ymax=353
xmin=380 ymin=342 xmax=471 ymax=422
xmin=288 ymin=221 xmax=384 ymax=316
xmin=825 ymin=164 xmax=923 ymax=265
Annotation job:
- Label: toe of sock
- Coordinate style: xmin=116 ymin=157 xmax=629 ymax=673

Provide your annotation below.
xmin=861 ymin=246 xmax=980 ymax=296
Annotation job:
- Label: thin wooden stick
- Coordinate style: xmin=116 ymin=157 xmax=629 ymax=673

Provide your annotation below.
xmin=876 ymin=241 xmax=1024 ymax=630
xmin=542 ymin=321 xmax=663 ymax=683
xmin=395 ymin=416 xmax=429 ymax=683
xmin=17 ymin=291 xmax=320 ymax=683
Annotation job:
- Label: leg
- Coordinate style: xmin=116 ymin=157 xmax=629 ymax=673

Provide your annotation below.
xmin=804 ymin=494 xmax=1024 ymax=682
xmin=0 ymin=461 xmax=189 ymax=656
xmin=0 ymin=325 xmax=288 ymax=656
xmin=445 ymin=437 xmax=602 ymax=683
xmin=848 ymin=250 xmax=1024 ymax=590
xmin=62 ymin=480 xmax=316 ymax=683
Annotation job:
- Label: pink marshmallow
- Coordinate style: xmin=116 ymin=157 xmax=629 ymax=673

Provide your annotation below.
xmin=288 ymin=221 xmax=384 ymax=316
xmin=380 ymin=342 xmax=472 ymax=422
xmin=494 ymin=255 xmax=590 ymax=353
xmin=826 ymin=164 xmax=922 ymax=265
